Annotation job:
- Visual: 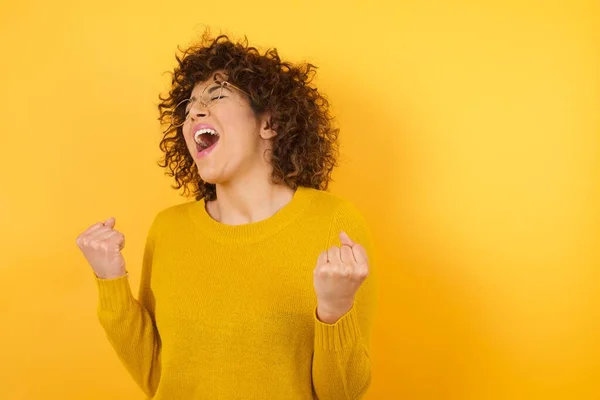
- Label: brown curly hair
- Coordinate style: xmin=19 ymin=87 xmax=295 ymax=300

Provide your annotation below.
xmin=157 ymin=31 xmax=339 ymax=201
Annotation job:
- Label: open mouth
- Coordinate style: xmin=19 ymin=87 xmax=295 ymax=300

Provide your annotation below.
xmin=194 ymin=128 xmax=220 ymax=153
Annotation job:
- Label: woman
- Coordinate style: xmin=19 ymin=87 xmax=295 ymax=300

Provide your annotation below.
xmin=76 ymin=32 xmax=377 ymax=399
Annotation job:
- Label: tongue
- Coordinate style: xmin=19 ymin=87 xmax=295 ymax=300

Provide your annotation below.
xmin=199 ymin=134 xmax=219 ymax=150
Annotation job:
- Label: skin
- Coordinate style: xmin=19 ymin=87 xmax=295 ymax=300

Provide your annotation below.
xmin=76 ymin=72 xmax=369 ymax=324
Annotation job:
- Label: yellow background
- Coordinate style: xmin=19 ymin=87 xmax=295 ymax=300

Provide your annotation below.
xmin=1 ymin=1 xmax=598 ymax=399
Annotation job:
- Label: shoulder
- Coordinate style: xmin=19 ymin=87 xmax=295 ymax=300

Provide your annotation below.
xmin=146 ymin=200 xmax=198 ymax=236
xmin=307 ymin=188 xmax=368 ymax=226
xmin=305 ymin=188 xmax=372 ymax=245
xmin=154 ymin=200 xmax=197 ymax=220
xmin=305 ymin=188 xmax=364 ymax=218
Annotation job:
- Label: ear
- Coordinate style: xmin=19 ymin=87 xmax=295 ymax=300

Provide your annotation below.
xmin=259 ymin=117 xmax=277 ymax=140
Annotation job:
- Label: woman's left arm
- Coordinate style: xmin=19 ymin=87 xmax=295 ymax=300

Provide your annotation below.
xmin=312 ymin=201 xmax=378 ymax=400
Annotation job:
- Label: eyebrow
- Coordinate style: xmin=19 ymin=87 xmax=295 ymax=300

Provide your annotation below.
xmin=207 ymin=85 xmax=223 ymax=94
xmin=189 ymin=84 xmax=228 ymax=101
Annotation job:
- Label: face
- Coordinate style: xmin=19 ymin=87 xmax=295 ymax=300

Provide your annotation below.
xmin=180 ymin=73 xmax=275 ymax=185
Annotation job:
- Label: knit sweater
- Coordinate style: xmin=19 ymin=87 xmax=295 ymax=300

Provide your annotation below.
xmin=96 ymin=187 xmax=377 ymax=399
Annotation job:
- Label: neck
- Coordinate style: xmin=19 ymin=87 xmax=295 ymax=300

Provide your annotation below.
xmin=208 ymin=175 xmax=295 ymax=226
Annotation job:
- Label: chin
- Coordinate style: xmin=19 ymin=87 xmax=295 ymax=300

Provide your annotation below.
xmin=196 ymin=165 xmax=227 ymax=186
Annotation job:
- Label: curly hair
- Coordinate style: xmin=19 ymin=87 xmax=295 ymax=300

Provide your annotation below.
xmin=157 ymin=31 xmax=339 ymax=201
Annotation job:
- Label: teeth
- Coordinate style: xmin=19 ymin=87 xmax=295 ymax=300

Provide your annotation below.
xmin=194 ymin=128 xmax=218 ymax=144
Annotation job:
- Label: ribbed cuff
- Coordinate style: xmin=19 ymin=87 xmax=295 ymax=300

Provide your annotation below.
xmin=95 ymin=274 xmax=134 ymax=312
xmin=314 ymin=306 xmax=361 ymax=351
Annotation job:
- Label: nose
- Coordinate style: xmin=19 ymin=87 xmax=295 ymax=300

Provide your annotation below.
xmin=188 ymin=102 xmax=209 ymax=121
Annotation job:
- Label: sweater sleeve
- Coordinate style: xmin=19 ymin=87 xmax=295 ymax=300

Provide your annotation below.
xmin=312 ymin=201 xmax=378 ymax=400
xmin=96 ymin=216 xmax=162 ymax=397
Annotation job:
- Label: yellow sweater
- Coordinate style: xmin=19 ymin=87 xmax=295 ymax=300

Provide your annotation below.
xmin=96 ymin=187 xmax=377 ymax=399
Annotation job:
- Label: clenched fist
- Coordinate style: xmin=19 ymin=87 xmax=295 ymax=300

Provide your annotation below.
xmin=314 ymin=231 xmax=370 ymax=324
xmin=76 ymin=217 xmax=127 ymax=279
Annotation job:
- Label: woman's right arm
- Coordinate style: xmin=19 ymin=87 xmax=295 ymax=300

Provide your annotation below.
xmin=77 ymin=217 xmax=161 ymax=397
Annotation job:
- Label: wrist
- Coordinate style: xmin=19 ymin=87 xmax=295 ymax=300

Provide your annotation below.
xmin=316 ymin=302 xmax=353 ymax=324
xmin=95 ymin=269 xmax=128 ymax=280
